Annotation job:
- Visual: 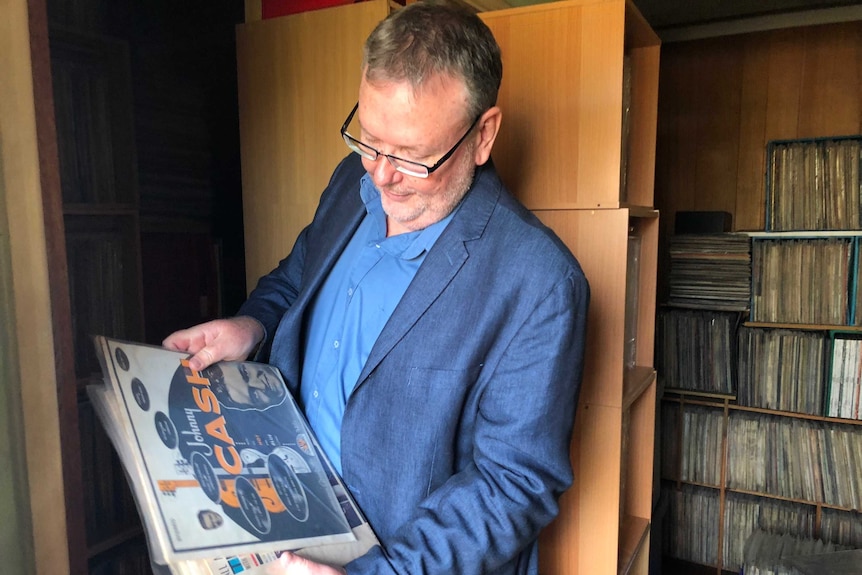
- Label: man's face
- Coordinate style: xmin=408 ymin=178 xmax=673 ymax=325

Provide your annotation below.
xmin=355 ymin=74 xmax=479 ymax=236
xmin=247 ymin=368 xmax=279 ymax=405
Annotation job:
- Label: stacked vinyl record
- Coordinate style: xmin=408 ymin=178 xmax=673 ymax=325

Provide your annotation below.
xmin=667 ymin=233 xmax=752 ymax=311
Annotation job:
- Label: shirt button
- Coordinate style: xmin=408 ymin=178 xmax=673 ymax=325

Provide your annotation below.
xmin=333 ymin=340 xmax=339 ymax=349
xmin=313 ymin=390 xmax=319 ymax=398
xmin=347 ymin=287 xmax=354 ymax=296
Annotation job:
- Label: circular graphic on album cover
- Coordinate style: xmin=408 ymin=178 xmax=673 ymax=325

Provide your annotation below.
xmin=268 ymin=453 xmax=309 ymax=522
xmin=154 ymin=411 xmax=178 ymax=449
xmin=114 ymin=347 xmax=130 ymax=371
xmin=235 ymin=476 xmax=272 ymax=535
xmin=191 ymin=451 xmax=221 ymax=504
xmin=131 ymin=378 xmax=150 ymax=411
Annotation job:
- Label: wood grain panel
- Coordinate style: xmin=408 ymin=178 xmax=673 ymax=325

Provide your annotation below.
xmin=655 ymin=43 xmax=702 ymax=298
xmin=656 ymin=44 xmax=702 ymax=218
xmin=797 ymin=23 xmax=861 ymax=138
xmin=625 ymin=42 xmax=660 ymax=208
xmin=236 ymin=0 xmax=389 ymax=289
xmin=577 ymin=2 xmax=626 ymax=207
xmin=483 ymin=3 xmax=589 ymax=207
xmin=690 ymin=38 xmax=743 ymax=217
xmin=764 ymin=28 xmax=804 ymax=141
xmin=633 ymin=214 xmax=658 ymax=366
xmin=539 ymin=401 xmax=587 ymax=573
xmin=574 ymin=403 xmax=623 ymax=573
xmin=736 ymin=34 xmax=770 ymax=231
xmin=482 ymin=0 xmax=626 ymax=209
xmin=542 ymin=402 xmax=623 ymax=573
xmin=623 ymin=380 xmax=656 ymax=519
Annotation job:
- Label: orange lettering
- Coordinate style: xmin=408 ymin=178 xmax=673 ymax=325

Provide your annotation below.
xmin=192 ymin=387 xmax=220 ymax=414
xmin=215 ymin=445 xmax=243 ymax=474
xmin=205 ymin=415 xmax=233 ymax=444
xmin=180 ymin=358 xmax=210 ymax=386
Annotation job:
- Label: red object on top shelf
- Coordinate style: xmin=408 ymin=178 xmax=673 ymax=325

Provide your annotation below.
xmin=262 ymin=0 xmax=360 ymax=18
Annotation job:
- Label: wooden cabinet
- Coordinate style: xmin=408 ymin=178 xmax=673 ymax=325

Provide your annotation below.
xmin=481 ymin=1 xmax=660 ymax=573
xmin=481 ymin=0 xmax=658 ymax=211
xmin=531 ymin=209 xmax=658 ymax=574
xmin=235 ymin=0 xmax=392 ymax=288
xmin=236 ymin=1 xmax=660 ymax=573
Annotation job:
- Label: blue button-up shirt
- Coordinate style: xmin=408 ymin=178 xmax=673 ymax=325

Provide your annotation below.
xmin=300 ymin=174 xmax=456 ymax=472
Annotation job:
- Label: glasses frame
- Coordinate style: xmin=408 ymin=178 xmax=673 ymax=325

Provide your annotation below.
xmin=340 ymin=102 xmax=481 ymax=178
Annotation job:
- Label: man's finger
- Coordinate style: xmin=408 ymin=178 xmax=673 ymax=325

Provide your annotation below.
xmin=187 ymin=347 xmax=215 ymax=371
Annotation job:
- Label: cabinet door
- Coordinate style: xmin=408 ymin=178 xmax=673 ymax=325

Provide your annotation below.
xmin=236 ymin=0 xmax=390 ymax=287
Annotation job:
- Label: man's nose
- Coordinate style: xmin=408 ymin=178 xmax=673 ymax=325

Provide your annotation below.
xmin=369 ymin=155 xmax=403 ymax=187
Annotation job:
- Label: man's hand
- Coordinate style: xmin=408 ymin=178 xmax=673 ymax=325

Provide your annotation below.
xmin=162 ymin=316 xmax=264 ymax=371
xmin=265 ymin=552 xmax=346 ymax=575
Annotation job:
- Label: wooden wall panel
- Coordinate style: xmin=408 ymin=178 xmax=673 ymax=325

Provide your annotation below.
xmin=656 ymin=20 xmax=862 ymax=243
xmin=797 ymin=24 xmax=861 ymax=137
xmin=736 ymin=37 xmax=770 ymax=231
xmin=690 ymin=40 xmax=744 ymax=218
xmin=763 ymin=30 xmax=804 ymax=142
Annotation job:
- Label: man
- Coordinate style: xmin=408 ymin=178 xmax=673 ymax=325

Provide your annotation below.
xmin=164 ymin=2 xmax=589 ymax=573
xmin=204 ymin=363 xmax=287 ymax=409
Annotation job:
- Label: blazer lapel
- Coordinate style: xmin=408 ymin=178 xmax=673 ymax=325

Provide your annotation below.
xmin=355 ymin=163 xmax=501 ymax=387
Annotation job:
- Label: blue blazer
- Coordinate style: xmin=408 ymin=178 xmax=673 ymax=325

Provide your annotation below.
xmin=239 ymin=154 xmax=589 ymax=574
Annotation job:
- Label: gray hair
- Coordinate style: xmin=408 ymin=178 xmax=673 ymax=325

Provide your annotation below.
xmin=361 ymin=0 xmax=503 ymax=121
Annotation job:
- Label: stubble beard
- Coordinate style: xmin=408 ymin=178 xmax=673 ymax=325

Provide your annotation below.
xmin=381 ymin=145 xmax=477 ymax=232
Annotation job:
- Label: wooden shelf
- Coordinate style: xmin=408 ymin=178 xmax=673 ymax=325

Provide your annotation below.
xmin=654 ymin=16 xmax=862 ymax=575
xmin=744 ymin=322 xmax=862 ymax=331
xmin=663 ymin=388 xmax=736 ymax=402
xmin=662 ymin=393 xmax=862 ymax=426
xmin=51 ymin=26 xmax=146 ymax=571
xmin=623 ymin=366 xmax=655 ymax=411
xmin=617 ymin=514 xmax=649 ymax=575
xmin=663 ymin=478 xmax=862 ymax=515
xmin=747 ymin=230 xmax=862 ymax=238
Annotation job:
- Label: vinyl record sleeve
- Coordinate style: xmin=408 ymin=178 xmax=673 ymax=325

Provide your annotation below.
xmin=91 ymin=336 xmax=377 ymax=569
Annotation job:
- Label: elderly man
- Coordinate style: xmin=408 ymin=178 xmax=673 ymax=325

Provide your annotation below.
xmin=164 ymin=2 xmax=589 ymax=573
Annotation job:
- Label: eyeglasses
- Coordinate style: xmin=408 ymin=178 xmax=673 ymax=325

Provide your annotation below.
xmin=340 ymin=102 xmax=480 ymax=179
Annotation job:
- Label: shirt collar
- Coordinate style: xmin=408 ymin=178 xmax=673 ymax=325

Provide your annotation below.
xmin=359 ymin=174 xmax=459 ymax=260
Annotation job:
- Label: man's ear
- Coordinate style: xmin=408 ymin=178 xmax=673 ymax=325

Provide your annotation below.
xmin=473 ymin=106 xmax=502 ymax=166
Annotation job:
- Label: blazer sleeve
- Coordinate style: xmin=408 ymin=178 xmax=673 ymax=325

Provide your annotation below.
xmin=346 ymin=270 xmax=590 ymax=574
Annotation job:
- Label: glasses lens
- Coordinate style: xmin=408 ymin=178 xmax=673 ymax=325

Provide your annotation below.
xmin=343 ymin=133 xmax=377 ymax=161
xmin=389 ymin=158 xmax=429 ymax=179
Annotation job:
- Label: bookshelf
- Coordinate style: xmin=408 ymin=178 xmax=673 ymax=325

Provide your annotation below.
xmin=480 ymin=1 xmax=660 ymax=572
xmin=659 ymin=136 xmax=862 ymax=573
xmin=49 ymin=26 xmax=150 ymax=573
